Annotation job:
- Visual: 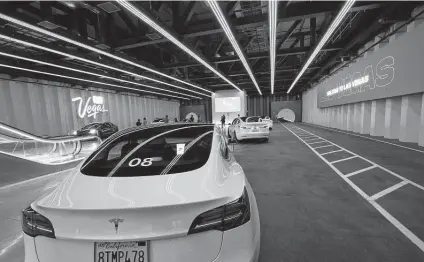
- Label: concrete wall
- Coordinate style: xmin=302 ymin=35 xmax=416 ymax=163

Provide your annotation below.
xmin=211 ymin=90 xmax=247 ymax=124
xmin=271 ymin=100 xmax=302 ymax=122
xmin=302 ymin=13 xmax=424 ymax=147
xmin=0 ymin=75 xmax=180 ymax=136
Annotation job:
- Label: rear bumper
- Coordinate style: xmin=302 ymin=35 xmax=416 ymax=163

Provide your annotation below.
xmin=238 ymin=131 xmax=269 ymax=140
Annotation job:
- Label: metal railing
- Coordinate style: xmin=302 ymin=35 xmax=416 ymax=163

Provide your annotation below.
xmin=0 ymin=122 xmax=102 ymax=165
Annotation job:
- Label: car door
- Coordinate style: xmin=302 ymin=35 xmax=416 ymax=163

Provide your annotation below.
xmin=228 ymin=119 xmax=237 ymax=137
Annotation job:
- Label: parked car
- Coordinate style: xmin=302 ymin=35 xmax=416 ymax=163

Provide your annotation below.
xmin=151 ymin=118 xmax=165 ymax=125
xmin=228 ymin=116 xmax=270 ymax=142
xmin=260 ymin=116 xmax=273 ymax=130
xmin=22 ymin=124 xmax=260 ymax=262
xmin=73 ymin=122 xmax=118 ymax=139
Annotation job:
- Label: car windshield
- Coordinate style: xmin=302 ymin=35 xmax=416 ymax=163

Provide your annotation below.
xmin=247 ymin=116 xmax=261 ymax=122
xmin=80 ymin=125 xmax=214 ymax=177
xmin=240 ymin=117 xmax=247 ymax=122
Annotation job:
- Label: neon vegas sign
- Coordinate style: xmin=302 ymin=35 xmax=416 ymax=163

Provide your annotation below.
xmin=72 ymin=95 xmax=108 ymax=119
xmin=326 ymin=75 xmax=369 ymax=96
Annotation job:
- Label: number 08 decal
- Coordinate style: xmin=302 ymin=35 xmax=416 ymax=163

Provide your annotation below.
xmin=129 ymin=157 xmax=161 ymax=167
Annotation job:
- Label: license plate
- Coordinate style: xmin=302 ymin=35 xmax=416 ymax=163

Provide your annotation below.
xmin=95 ymin=241 xmax=148 ymax=262
xmin=252 ymin=128 xmax=259 ymax=132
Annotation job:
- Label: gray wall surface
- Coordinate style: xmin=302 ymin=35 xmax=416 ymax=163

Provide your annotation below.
xmin=0 ymin=75 xmax=180 ymax=136
xmin=271 ymin=100 xmax=302 ymax=122
xmin=179 ymin=104 xmax=206 ymax=122
xmin=316 ymin=20 xmax=424 ymax=108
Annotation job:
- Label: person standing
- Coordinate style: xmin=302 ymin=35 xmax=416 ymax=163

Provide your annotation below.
xmin=190 ymin=115 xmax=194 ymax=123
xmin=136 ymin=119 xmax=141 ymax=126
xmin=143 ymin=117 xmax=147 ymax=126
xmin=221 ymin=114 xmax=226 ymax=128
xmin=174 ymin=117 xmax=178 ymax=122
xmin=165 ymin=115 xmax=169 ymax=123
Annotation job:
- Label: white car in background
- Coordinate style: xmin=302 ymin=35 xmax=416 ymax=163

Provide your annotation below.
xmin=228 ymin=116 xmax=270 ymax=142
xmin=261 ymin=116 xmax=273 ymax=130
xmin=151 ymin=118 xmax=165 ymax=125
xmin=22 ymin=124 xmax=260 ymax=262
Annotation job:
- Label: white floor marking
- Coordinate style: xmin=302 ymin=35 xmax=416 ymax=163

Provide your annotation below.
xmin=330 ymin=156 xmax=357 ymax=164
xmin=344 ymin=165 xmax=377 ymax=178
xmin=313 ymin=144 xmax=333 ymax=149
xmin=281 ymin=122 xmax=424 ymax=253
xmin=321 ymin=149 xmax=344 ymax=156
xmin=308 ymin=141 xmax=327 ymax=145
xmin=369 ymin=181 xmax=409 ymax=201
xmin=303 ymin=137 xmax=320 ymax=141
xmin=0 ymin=168 xmax=75 ymax=192
xmin=303 ymin=122 xmax=424 ymax=154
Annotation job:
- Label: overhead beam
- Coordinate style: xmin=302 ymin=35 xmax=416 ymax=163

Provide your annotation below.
xmin=163 ymin=44 xmax=343 ymax=69
xmin=277 ymin=20 xmax=301 ymax=50
xmin=116 ymin=3 xmax=382 ymax=51
xmin=183 ymin=1 xmax=197 ymax=27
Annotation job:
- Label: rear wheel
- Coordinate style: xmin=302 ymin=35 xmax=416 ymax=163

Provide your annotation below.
xmin=263 ymin=138 xmax=269 ymax=143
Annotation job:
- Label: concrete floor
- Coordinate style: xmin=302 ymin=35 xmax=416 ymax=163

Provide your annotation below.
xmin=1 ymin=123 xmax=424 ymax=261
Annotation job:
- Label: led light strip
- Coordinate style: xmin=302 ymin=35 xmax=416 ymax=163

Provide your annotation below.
xmin=0 ymin=13 xmax=212 ymax=95
xmin=0 ymin=51 xmax=201 ymax=99
xmin=0 ymin=63 xmax=189 ymax=100
xmin=0 ymin=34 xmax=209 ymax=98
xmin=207 ymin=0 xmax=262 ymax=95
xmin=269 ymin=1 xmax=278 ymax=94
xmin=116 ymin=0 xmax=242 ymax=93
xmin=287 ymin=0 xmax=356 ymax=93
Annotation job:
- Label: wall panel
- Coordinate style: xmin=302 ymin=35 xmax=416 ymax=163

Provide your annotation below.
xmin=0 ymin=77 xmax=179 ymax=136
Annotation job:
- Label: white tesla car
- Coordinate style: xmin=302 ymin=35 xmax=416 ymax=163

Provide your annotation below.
xmin=22 ymin=124 xmax=260 ymax=262
xmin=228 ymin=116 xmax=270 ymax=142
xmin=261 ymin=116 xmax=273 ymax=130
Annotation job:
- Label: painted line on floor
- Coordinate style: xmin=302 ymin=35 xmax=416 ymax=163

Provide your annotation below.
xmin=0 ymin=168 xmax=75 ymax=192
xmin=330 ymin=156 xmax=357 ymax=164
xmin=313 ymin=144 xmax=333 ymax=149
xmin=344 ymin=165 xmax=377 ymax=178
xmin=303 ymin=137 xmax=320 ymax=141
xmin=302 ymin=122 xmax=424 ymax=154
xmin=369 ymin=181 xmax=409 ymax=201
xmin=281 ymin=122 xmax=424 ymax=253
xmin=321 ymin=149 xmax=344 ymax=156
xmin=308 ymin=140 xmax=327 ymax=145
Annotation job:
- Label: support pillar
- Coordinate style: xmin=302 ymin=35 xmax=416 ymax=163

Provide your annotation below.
xmin=419 ymin=93 xmax=424 ymax=147
xmin=370 ymin=100 xmax=385 ymax=136
xmin=384 ymin=97 xmax=401 ymax=139
xmin=360 ymin=101 xmax=371 ymax=134
xmin=353 ymin=103 xmax=361 ymax=133
xmin=400 ymin=94 xmax=422 ymax=143
xmin=347 ymin=104 xmax=354 ymax=131
xmin=341 ymin=105 xmax=348 ymax=130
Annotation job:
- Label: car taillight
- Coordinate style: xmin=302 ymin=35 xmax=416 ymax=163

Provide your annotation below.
xmin=22 ymin=206 xmax=55 ymax=238
xmin=188 ymin=187 xmax=250 ymax=235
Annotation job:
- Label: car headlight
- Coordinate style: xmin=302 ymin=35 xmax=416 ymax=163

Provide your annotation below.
xmin=72 ymin=131 xmax=77 ymax=135
xmin=89 ymin=129 xmax=97 ymax=134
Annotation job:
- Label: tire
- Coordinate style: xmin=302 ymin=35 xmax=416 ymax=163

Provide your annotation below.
xmin=263 ymin=138 xmax=269 ymax=143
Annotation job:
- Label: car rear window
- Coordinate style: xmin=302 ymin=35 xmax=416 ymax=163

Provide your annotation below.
xmin=247 ymin=116 xmax=261 ymax=122
xmin=80 ymin=125 xmax=214 ymax=177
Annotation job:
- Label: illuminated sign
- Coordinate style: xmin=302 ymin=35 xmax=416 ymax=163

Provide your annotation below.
xmin=72 ymin=96 xmax=108 ymax=119
xmin=326 ymin=75 xmax=370 ymax=96
xmin=321 ymin=56 xmax=395 ymax=103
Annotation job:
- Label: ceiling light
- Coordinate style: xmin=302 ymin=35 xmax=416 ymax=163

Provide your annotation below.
xmin=0 ymin=33 xmax=209 ymax=98
xmin=269 ymin=0 xmax=278 ymax=94
xmin=207 ymin=0 xmax=262 ymax=95
xmin=0 ymin=13 xmax=212 ymax=95
xmin=116 ymin=0 xmax=242 ymax=93
xmin=0 ymin=63 xmax=189 ymax=100
xmin=0 ymin=51 xmax=201 ymax=99
xmin=287 ymin=0 xmax=355 ymax=93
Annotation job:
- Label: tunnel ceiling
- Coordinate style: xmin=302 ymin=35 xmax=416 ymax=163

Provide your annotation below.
xmin=0 ymin=1 xmax=420 ymax=98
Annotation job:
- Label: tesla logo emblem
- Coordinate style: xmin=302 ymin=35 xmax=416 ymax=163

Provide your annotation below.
xmin=72 ymin=96 xmax=108 ymax=119
xmin=109 ymin=218 xmax=124 ymax=233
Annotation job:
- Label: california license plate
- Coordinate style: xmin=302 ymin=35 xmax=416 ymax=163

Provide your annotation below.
xmin=94 ymin=241 xmax=148 ymax=262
